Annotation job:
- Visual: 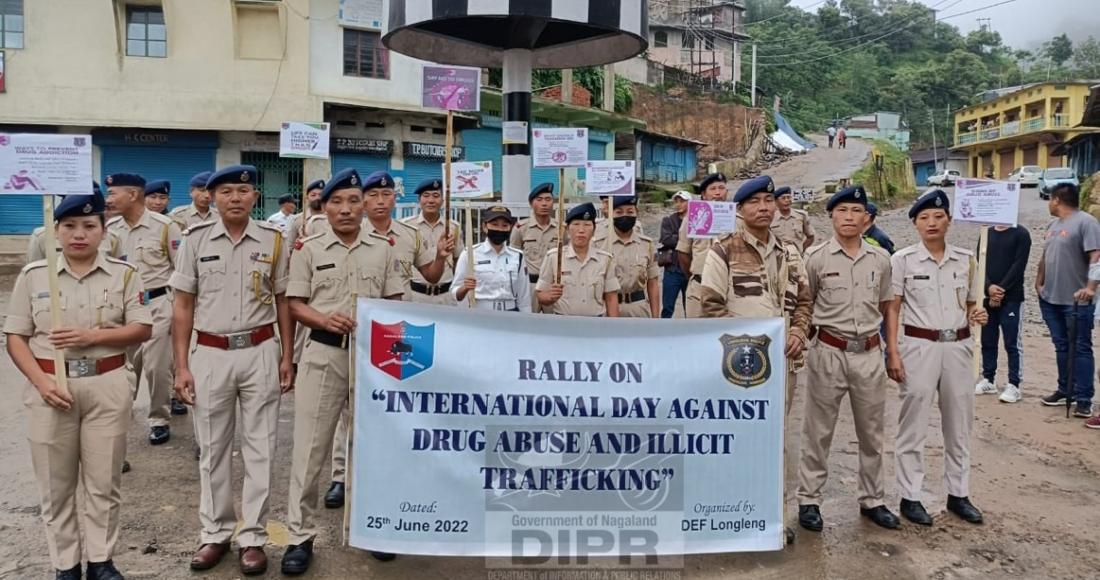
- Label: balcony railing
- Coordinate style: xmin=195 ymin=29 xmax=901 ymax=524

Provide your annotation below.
xmin=1001 ymin=120 xmax=1020 ymax=136
xmin=980 ymin=127 xmax=1000 ymax=141
xmin=1023 ymin=116 xmax=1046 ymax=133
xmin=956 ymin=131 xmax=978 ymax=145
xmin=955 ymin=114 xmax=1072 ymax=146
xmin=1052 ymin=114 xmax=1071 ymax=127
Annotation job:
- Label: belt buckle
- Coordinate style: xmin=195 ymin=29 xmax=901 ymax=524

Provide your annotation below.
xmin=844 ymin=339 xmax=865 ymax=353
xmin=938 ymin=329 xmax=957 ymax=342
xmin=227 ymin=332 xmax=252 ymax=350
xmin=67 ymin=359 xmax=94 ymax=378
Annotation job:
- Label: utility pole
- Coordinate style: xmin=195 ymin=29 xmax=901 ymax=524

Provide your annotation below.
xmin=603 ymin=64 xmax=615 ymax=112
xmin=562 ymin=68 xmax=573 ymax=104
xmin=929 ymin=109 xmax=939 ymax=171
xmin=751 ymin=43 xmax=757 ymax=107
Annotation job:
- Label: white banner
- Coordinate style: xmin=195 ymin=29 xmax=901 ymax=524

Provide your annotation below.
xmin=532 ymin=128 xmax=589 ymax=168
xmin=952 ymin=178 xmax=1021 ymax=227
xmin=279 ymin=122 xmax=331 ymax=159
xmin=0 ymin=133 xmax=93 ymax=196
xmin=585 ymin=160 xmax=636 ymax=197
xmin=350 ymin=302 xmax=785 ymax=557
xmin=447 ymin=161 xmax=493 ymax=199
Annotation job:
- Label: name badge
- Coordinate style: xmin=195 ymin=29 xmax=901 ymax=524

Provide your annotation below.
xmin=200 ymin=255 xmax=220 ymax=263
xmin=477 ymin=260 xmax=491 ymax=265
xmin=316 ymin=263 xmax=336 ymax=271
xmin=913 ymin=275 xmax=930 ymax=280
xmin=824 ymin=272 xmax=840 ymax=278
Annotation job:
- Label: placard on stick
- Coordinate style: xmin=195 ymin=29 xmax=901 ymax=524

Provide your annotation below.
xmin=532 ymin=128 xmax=589 ymax=168
xmin=686 ymin=200 xmax=737 ymax=239
xmin=584 ymin=160 xmax=635 ymax=197
xmin=952 ymin=178 xmax=1021 ymax=227
xmin=279 ymin=122 xmax=331 ymax=160
xmin=446 ymin=161 xmax=493 ymax=199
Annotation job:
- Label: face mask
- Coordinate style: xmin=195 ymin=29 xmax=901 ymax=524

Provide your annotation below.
xmin=613 ymin=216 xmax=637 ymax=233
xmin=486 ymin=229 xmax=511 ymax=245
xmin=309 ymin=200 xmax=322 ymax=211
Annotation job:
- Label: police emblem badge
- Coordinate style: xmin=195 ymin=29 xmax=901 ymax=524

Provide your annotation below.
xmin=720 ymin=334 xmax=772 ymax=388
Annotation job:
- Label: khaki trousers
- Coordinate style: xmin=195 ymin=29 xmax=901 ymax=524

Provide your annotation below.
xmin=25 ymin=367 xmax=131 ymax=569
xmin=618 ymin=297 xmax=652 ymax=318
xmin=192 ymin=339 xmax=282 ymax=547
xmin=685 ymin=278 xmax=702 ymax=318
xmin=408 ymin=287 xmax=458 ymax=306
xmin=131 ymin=294 xmax=173 ymax=426
xmin=287 ymin=340 xmax=351 ymax=544
xmin=331 ymin=407 xmax=349 ymax=484
xmin=896 ymin=338 xmax=974 ymax=501
xmin=797 ymin=341 xmax=887 ymax=509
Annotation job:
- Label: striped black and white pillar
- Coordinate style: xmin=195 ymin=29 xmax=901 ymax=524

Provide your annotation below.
xmin=502 ymin=49 xmax=533 ymax=212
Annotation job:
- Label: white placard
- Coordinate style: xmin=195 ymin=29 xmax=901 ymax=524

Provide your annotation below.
xmin=350 ymin=302 xmax=785 ymax=556
xmin=447 ymin=161 xmax=494 ymax=199
xmin=686 ymin=200 xmax=737 ymax=239
xmin=280 ymin=122 xmax=331 ymax=160
xmin=532 ymin=127 xmax=589 ymax=168
xmin=338 ymin=0 xmax=384 ymax=29
xmin=585 ymin=160 xmax=636 ymax=197
xmin=952 ymin=178 xmax=1021 ymax=227
xmin=0 ymin=133 xmax=93 ymax=196
xmin=502 ymin=121 xmax=529 ymax=145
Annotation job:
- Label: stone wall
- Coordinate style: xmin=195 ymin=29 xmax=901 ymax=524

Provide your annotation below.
xmin=628 ymin=86 xmax=765 ymax=163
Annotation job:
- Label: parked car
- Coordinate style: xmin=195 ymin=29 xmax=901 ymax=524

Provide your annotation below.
xmin=1038 ymin=167 xmax=1079 ymax=199
xmin=1008 ymin=165 xmax=1043 ymax=187
xmin=927 ymin=169 xmax=961 ymax=186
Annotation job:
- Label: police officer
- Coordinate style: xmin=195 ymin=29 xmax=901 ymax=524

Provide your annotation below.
xmin=144 ymin=179 xmax=171 ymax=215
xmin=168 ymin=171 xmax=217 ymax=230
xmin=453 ymin=205 xmax=531 ymax=312
xmin=105 ymin=173 xmax=183 ymax=444
xmin=511 ymin=183 xmax=559 ymax=311
xmin=796 ymin=185 xmax=900 ymax=533
xmin=282 ymin=168 xmax=404 ymax=574
xmin=287 ymin=179 xmax=326 ymax=251
xmin=537 ymin=202 xmax=621 ymax=317
xmin=886 ymin=189 xmax=988 ymax=527
xmin=170 ymin=165 xmax=294 ymax=575
xmin=402 ymin=177 xmax=464 ymax=305
xmin=863 ymin=202 xmax=896 ymax=254
xmin=772 ymin=186 xmax=815 ymax=253
xmin=595 ymin=196 xmax=660 ymax=317
xmin=27 ymin=183 xmax=121 ymax=262
xmin=677 ymin=172 xmax=728 ymax=317
xmin=5 ymin=190 xmax=152 ymax=580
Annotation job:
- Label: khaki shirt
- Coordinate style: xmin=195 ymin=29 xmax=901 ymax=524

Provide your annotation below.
xmin=805 ymin=238 xmax=892 ymax=339
xmin=536 ymin=245 xmax=622 ymax=316
xmin=597 ymin=231 xmax=659 ymax=294
xmin=108 ymin=210 xmax=182 ymax=290
xmin=168 ymin=204 xmax=218 ymax=231
xmin=511 ymin=218 xmax=559 ymax=278
xmin=699 ymin=229 xmax=813 ymax=343
xmin=891 ymin=243 xmax=979 ymax=331
xmin=401 ymin=213 xmax=464 ymax=286
xmin=169 ymin=219 xmax=289 ymax=334
xmin=287 ymin=230 xmax=404 ymax=317
xmin=676 ymin=217 xmax=715 ymax=277
xmin=370 ymin=220 xmax=435 ymax=293
xmin=771 ymin=209 xmax=814 ymax=251
xmin=4 ymin=254 xmax=152 ymax=359
xmin=287 ymin=210 xmax=326 ymax=252
xmin=26 ymin=226 xmax=121 ymax=263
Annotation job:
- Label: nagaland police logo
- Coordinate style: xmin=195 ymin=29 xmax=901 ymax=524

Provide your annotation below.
xmin=370 ymin=320 xmax=435 ymax=381
xmin=720 ymin=334 xmax=772 ymax=388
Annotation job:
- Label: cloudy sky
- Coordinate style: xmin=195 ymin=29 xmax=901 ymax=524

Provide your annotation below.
xmin=785 ymin=0 xmax=1096 ymax=50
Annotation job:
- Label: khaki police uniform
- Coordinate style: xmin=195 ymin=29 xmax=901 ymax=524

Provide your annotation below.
xmin=595 ymin=228 xmax=659 ymax=318
xmin=168 ymin=203 xmax=218 ymax=231
xmin=891 ymin=242 xmax=980 ymax=502
xmin=286 ymin=229 xmax=403 ymax=545
xmin=772 ymin=208 xmax=815 ymax=252
xmin=169 ymin=218 xmax=289 ymax=548
xmin=511 ymin=217 xmax=558 ymax=311
xmin=26 ymin=226 xmax=121 ymax=262
xmin=109 ymin=210 xmax=181 ymax=427
xmin=535 ymin=246 xmax=621 ymax=316
xmin=401 ymin=213 xmax=463 ymax=305
xmin=676 ymin=217 xmax=715 ymax=318
xmin=797 ymin=238 xmax=893 ymax=510
xmin=287 ymin=211 xmax=327 ymax=253
xmin=5 ymin=255 xmax=151 ymax=570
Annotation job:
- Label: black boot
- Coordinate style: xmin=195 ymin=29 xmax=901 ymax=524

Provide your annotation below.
xmin=324 ymin=482 xmax=345 ymax=509
xmin=55 ymin=564 xmax=81 ymax=580
xmin=798 ymin=505 xmax=823 ymax=532
xmin=899 ymin=499 xmax=932 ymax=526
xmin=860 ymin=505 xmax=901 ymax=529
xmin=946 ymin=495 xmax=983 ymax=524
xmin=86 ymin=560 xmax=123 ymax=580
xmin=281 ymin=539 xmax=314 ymax=575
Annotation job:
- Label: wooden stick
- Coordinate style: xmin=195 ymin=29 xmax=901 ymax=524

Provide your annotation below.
xmin=42 ymin=196 xmax=70 ymax=399
xmin=972 ymin=225 xmax=989 ymax=378
xmin=343 ymin=292 xmax=359 ymax=545
xmin=604 ymin=196 xmax=614 ymax=251
xmin=555 ymin=168 xmax=566 ymax=284
xmin=464 ymin=200 xmax=475 ymax=307
xmin=443 ymin=110 xmax=454 ymax=239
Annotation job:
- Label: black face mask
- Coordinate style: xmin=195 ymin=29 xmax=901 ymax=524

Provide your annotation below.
xmin=309 ymin=200 xmax=322 ymax=211
xmin=613 ymin=216 xmax=637 ymax=233
xmin=486 ymin=229 xmax=511 ymax=245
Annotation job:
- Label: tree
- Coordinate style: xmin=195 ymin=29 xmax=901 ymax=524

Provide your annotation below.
xmin=1073 ymin=36 xmax=1100 ymax=78
xmin=1048 ymin=33 xmax=1074 ymax=66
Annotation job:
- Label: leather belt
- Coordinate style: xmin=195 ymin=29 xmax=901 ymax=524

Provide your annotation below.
xmin=37 ymin=354 xmax=126 ymax=378
xmin=817 ymin=329 xmax=880 ymax=353
xmin=904 ymin=324 xmax=971 ymax=342
xmin=310 ymin=329 xmax=349 ymax=350
xmin=691 ymin=274 xmax=702 ymax=283
xmin=145 ymin=286 xmax=169 ymax=301
xmin=410 ymin=281 xmax=452 ymax=296
xmin=529 ymin=274 xmax=539 ymax=284
xmin=196 ymin=324 xmax=275 ymax=350
xmin=619 ymin=290 xmax=647 ymax=304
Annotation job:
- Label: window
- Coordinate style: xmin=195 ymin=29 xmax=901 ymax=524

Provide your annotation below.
xmin=343 ymin=28 xmax=389 ymax=79
xmin=0 ymin=0 xmax=23 ymax=49
xmin=704 ymin=36 xmax=714 ymax=50
xmin=654 ymin=30 xmax=667 ymax=48
xmin=682 ymin=34 xmax=693 ymax=49
xmin=126 ymin=6 xmax=166 ymax=58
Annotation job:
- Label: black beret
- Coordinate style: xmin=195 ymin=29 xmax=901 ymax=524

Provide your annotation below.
xmin=732 ymin=175 xmax=775 ymax=203
xmin=321 ymin=168 xmax=362 ymax=202
xmin=909 ymin=189 xmax=950 ymax=219
xmin=144 ymin=180 xmax=170 ymax=197
xmin=306 ymin=179 xmax=325 ymax=192
xmin=415 ymin=178 xmax=443 ymax=196
xmin=206 ymin=165 xmax=259 ymax=190
xmin=612 ymin=195 xmax=637 ymax=209
xmin=697 ymin=172 xmax=727 ymax=194
xmin=277 ymin=194 xmax=296 ymax=205
xmin=826 ymin=185 xmax=867 ymax=211
xmin=189 ymin=171 xmax=213 ymax=189
xmin=104 ymin=173 xmax=145 ymax=189
xmin=362 ymin=171 xmax=394 ymax=191
xmin=866 ymin=202 xmax=879 ymax=217
xmin=565 ymin=202 xmax=597 ymax=223
xmin=55 ymin=191 xmax=105 ymax=221
xmin=529 ymin=182 xmax=555 ymax=202
xmin=481 ymin=205 xmax=514 ymax=222
xmin=775 ymin=186 xmax=792 ymax=197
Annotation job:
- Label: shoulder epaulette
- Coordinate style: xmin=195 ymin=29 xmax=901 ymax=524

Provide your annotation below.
xmin=148 ymin=211 xmax=173 ymax=225
xmin=866 ymin=244 xmax=891 ymax=259
xmin=394 ymin=219 xmax=418 ymax=232
xmin=300 ymin=232 xmax=325 ymax=245
xmin=307 ymin=214 xmax=326 ymax=223
xmin=805 ymin=242 xmax=828 ymax=257
xmin=21 ymin=260 xmax=47 ymax=273
xmin=105 ymin=256 xmax=139 ymax=271
xmin=31 ymin=226 xmax=45 ymax=236
xmin=894 ymin=245 xmax=918 ymax=257
xmin=255 ymin=220 xmax=284 ymax=233
xmin=596 ymin=249 xmax=614 ymax=258
xmin=183 ymin=220 xmax=216 ymax=236
xmin=168 ymin=206 xmax=186 ymax=216
xmin=106 ymin=215 xmax=123 ymax=226
xmin=954 ymin=246 xmax=975 ymax=257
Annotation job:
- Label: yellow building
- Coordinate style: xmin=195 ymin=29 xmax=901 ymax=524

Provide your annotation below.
xmin=952 ymin=81 xmax=1098 ymax=178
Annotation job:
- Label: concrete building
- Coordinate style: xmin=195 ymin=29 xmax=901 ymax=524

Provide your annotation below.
xmin=910 ymin=146 xmax=967 ymax=186
xmin=1053 ymin=85 xmax=1100 ymax=179
xmin=620 ymin=0 xmax=747 ymax=86
xmin=843 ymin=112 xmax=911 ymax=151
xmin=952 ymin=81 xmax=1098 ymax=179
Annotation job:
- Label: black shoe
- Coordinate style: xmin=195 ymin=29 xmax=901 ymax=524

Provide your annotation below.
xmin=370 ymin=551 xmax=396 ymax=562
xmin=281 ymin=539 xmax=313 ymax=575
xmin=170 ymin=398 xmax=188 ymax=416
xmin=946 ymin=495 xmax=983 ymax=524
xmin=121 ymin=460 xmax=131 ymax=474
xmin=324 ymin=482 xmax=345 ymax=509
xmin=860 ymin=505 xmax=901 ymax=529
xmin=900 ymin=499 xmax=933 ymax=526
xmin=1074 ymin=402 xmax=1094 ymax=418
xmin=149 ymin=426 xmax=170 ymax=445
xmin=86 ymin=560 xmax=123 ymax=580
xmin=1041 ymin=391 xmax=1072 ymax=406
xmin=55 ymin=564 xmax=81 ymax=580
xmin=798 ymin=505 xmax=823 ymax=532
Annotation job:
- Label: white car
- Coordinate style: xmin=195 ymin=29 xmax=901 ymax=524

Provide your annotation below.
xmin=1008 ymin=165 xmax=1043 ymax=187
xmin=927 ymin=169 xmax=961 ymax=186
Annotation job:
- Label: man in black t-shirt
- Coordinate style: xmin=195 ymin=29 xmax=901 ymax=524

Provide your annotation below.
xmin=975 ymin=224 xmax=1032 ymax=403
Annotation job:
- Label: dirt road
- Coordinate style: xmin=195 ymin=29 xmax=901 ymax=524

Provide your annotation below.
xmin=2 ymin=146 xmax=1100 ymax=579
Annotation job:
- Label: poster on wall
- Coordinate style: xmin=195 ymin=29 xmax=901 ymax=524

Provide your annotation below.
xmin=338 ymin=0 xmax=384 ymax=29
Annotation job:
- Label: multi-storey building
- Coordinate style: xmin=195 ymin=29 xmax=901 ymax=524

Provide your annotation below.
xmin=620 ymin=0 xmax=747 ymax=86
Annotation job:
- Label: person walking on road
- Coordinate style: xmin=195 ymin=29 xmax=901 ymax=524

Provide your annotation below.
xmin=659 ymin=191 xmax=691 ymax=318
xmin=827 ymin=125 xmax=837 ymax=148
xmin=837 ymin=127 xmax=847 ymax=149
xmin=1036 ymin=183 xmax=1100 ymax=419
xmin=974 ymin=224 xmax=1031 ymax=403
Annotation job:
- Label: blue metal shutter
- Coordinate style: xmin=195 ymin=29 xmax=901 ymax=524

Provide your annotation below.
xmin=462 ymin=128 xmax=503 ymax=193
xmin=331 ymin=153 xmax=389 ymax=182
xmin=0 ymin=195 xmax=48 ymax=234
xmin=100 ymin=145 xmax=217 ymax=210
xmin=401 ymin=159 xmax=444 ymax=204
